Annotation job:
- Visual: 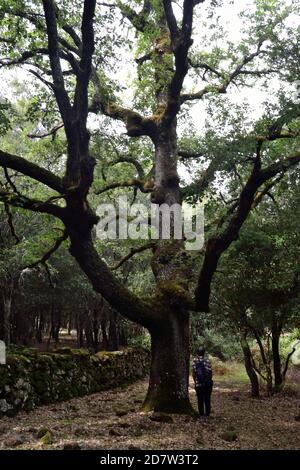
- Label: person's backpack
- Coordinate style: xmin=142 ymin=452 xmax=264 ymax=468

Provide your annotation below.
xmin=195 ymin=360 xmax=208 ymax=384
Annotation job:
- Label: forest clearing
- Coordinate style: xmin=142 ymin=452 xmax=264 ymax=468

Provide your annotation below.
xmin=0 ymin=363 xmax=299 ymax=451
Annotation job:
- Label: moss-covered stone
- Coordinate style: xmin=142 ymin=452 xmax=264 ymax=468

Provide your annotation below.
xmin=0 ymin=347 xmax=150 ymax=418
xmin=37 ymin=427 xmax=52 ymax=439
xmin=40 ymin=430 xmax=53 ymax=445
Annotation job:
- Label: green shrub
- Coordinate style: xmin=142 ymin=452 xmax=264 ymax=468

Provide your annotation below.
xmin=128 ymin=333 xmax=151 ymax=351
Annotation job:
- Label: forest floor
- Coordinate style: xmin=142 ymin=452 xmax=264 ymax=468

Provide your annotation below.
xmin=0 ymin=363 xmax=300 ymax=450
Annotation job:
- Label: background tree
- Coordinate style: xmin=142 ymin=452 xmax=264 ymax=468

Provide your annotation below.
xmin=212 ymin=180 xmax=300 ymax=396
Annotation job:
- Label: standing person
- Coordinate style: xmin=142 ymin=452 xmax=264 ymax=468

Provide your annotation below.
xmin=192 ymin=346 xmax=213 ymax=417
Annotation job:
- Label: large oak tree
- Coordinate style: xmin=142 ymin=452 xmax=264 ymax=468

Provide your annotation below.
xmin=0 ymin=0 xmax=299 ymax=412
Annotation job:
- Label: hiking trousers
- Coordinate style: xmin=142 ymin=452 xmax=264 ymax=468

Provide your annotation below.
xmin=195 ymin=380 xmax=213 ymax=416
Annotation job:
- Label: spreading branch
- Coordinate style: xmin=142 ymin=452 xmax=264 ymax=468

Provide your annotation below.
xmin=73 ymin=0 xmax=96 ymax=119
xmin=42 ymin=0 xmax=73 ymax=123
xmin=0 ymin=149 xmax=63 ymax=193
xmin=0 ymin=189 xmax=65 ymax=219
xmin=116 ymin=0 xmax=151 ymax=32
xmin=181 ymin=42 xmax=269 ymax=103
xmin=182 ymin=159 xmax=220 ymax=200
xmin=69 ymin=233 xmax=164 ymax=329
xmin=251 ymin=174 xmax=284 ymax=209
xmin=95 ymin=178 xmax=153 ymax=195
xmin=282 ymin=347 xmax=297 ymax=380
xmin=0 ymin=47 xmax=80 ymax=75
xmin=188 ymin=58 xmax=224 ymax=80
xmin=178 ymin=149 xmax=204 ymax=161
xmin=27 ymin=68 xmax=55 ymax=90
xmin=3 ymin=202 xmax=20 ymax=244
xmin=110 ymin=242 xmax=157 ymax=271
xmin=90 ymin=82 xmax=156 ymax=138
xmin=163 ymin=0 xmax=179 ymax=44
xmin=161 ymin=0 xmax=203 ymax=123
xmin=27 ymin=122 xmax=64 ymax=139
xmin=1 ymin=6 xmax=81 ymax=57
xmin=108 ymin=156 xmax=145 ymax=180
xmin=0 ymin=48 xmax=48 ymax=67
xmin=26 ymin=229 xmax=68 ymax=270
xmin=3 ymin=167 xmax=22 ymax=196
xmin=195 ymin=148 xmax=300 ymax=311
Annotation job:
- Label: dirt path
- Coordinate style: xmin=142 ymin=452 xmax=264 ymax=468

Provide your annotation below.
xmin=0 ymin=377 xmax=299 ymax=450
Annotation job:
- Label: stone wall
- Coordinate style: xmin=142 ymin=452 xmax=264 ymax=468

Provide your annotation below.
xmin=0 ymin=347 xmax=150 ymax=417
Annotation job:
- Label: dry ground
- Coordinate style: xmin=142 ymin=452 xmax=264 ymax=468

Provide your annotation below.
xmin=0 ymin=364 xmax=299 ymax=450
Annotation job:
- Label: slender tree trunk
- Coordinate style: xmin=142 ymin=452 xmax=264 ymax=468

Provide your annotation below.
xmin=92 ymin=309 xmax=100 ymax=353
xmin=85 ymin=325 xmax=94 ymax=350
xmin=100 ymin=318 xmax=109 ymax=351
xmin=254 ymin=330 xmax=273 ymax=395
xmin=265 ymin=333 xmax=273 ymax=395
xmin=119 ymin=325 xmax=128 ymax=347
xmin=52 ymin=318 xmax=60 ymax=343
xmin=77 ymin=326 xmax=84 ymax=348
xmin=2 ymin=279 xmax=13 ymax=346
xmin=108 ymin=312 xmax=118 ymax=351
xmin=68 ymin=314 xmax=72 ymax=336
xmin=282 ymin=346 xmax=296 ymax=382
xmin=77 ymin=312 xmax=84 ymax=348
xmin=3 ymin=296 xmax=12 ymax=346
xmin=240 ymin=330 xmax=260 ymax=398
xmin=271 ymin=324 xmax=283 ymax=392
xmin=36 ymin=312 xmax=44 ymax=343
xmin=142 ymin=312 xmax=192 ymax=414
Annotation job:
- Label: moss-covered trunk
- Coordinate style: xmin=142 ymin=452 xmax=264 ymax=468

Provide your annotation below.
xmin=142 ymin=312 xmax=193 ymax=413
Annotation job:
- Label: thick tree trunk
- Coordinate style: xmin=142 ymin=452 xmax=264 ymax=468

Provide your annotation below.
xmin=142 ymin=312 xmax=193 ymax=414
xmin=152 ymin=122 xmax=180 ymax=207
xmin=240 ymin=331 xmax=260 ymax=398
